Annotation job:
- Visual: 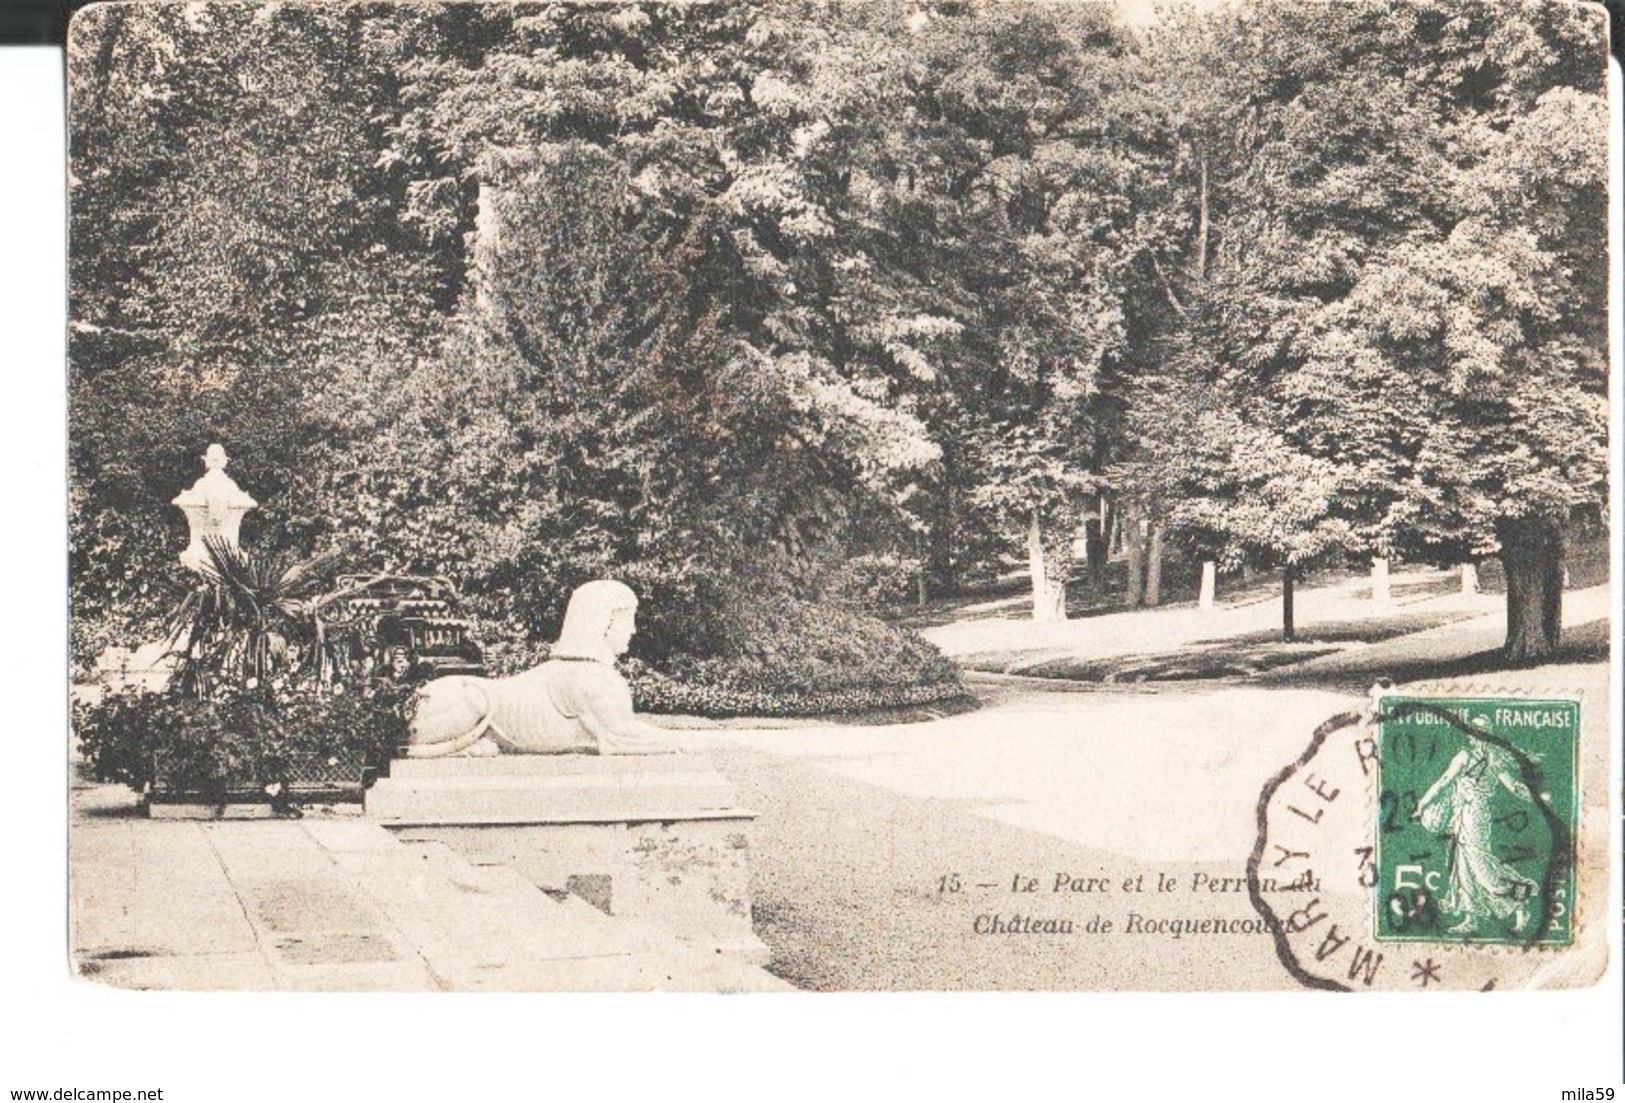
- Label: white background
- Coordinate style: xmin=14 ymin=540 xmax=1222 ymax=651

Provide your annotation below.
xmin=5 ymin=41 xmax=1621 ymax=1102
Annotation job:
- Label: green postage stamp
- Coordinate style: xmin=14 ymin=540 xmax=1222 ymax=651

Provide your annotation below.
xmin=1373 ymin=696 xmax=1578 ymax=947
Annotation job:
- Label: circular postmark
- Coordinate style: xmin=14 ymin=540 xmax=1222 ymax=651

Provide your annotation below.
xmin=1248 ymin=686 xmax=1587 ymax=991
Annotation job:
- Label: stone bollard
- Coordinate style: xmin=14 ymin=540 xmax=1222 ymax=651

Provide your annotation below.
xmin=1460 ymin=562 xmax=1478 ymax=595
xmin=1198 ymin=561 xmax=1216 ymax=611
xmin=1371 ymin=558 xmax=1391 ymax=604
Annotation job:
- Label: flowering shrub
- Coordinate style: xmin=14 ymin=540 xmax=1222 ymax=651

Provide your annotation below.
xmin=626 ymin=601 xmax=970 ymax=718
xmin=829 ymin=553 xmax=924 ymax=615
xmin=74 ymin=532 xmax=426 ymax=808
xmin=628 ymin=664 xmax=969 ymax=718
xmin=74 ymin=679 xmax=411 ymax=807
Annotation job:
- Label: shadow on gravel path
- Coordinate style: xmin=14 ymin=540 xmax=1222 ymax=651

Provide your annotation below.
xmin=1257 ymin=618 xmax=1610 ymax=694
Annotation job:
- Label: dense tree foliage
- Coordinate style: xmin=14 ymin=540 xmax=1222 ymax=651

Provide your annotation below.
xmin=1117 ymin=0 xmax=1608 ymax=653
xmin=69 ymin=2 xmax=483 ymax=656
xmin=69 ymin=0 xmax=1609 ymax=677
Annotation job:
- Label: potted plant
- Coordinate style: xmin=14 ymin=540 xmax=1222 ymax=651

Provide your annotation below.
xmin=75 ymin=539 xmax=412 ymax=816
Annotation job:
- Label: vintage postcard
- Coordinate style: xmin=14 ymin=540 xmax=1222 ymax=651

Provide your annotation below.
xmin=66 ymin=0 xmax=1612 ymax=999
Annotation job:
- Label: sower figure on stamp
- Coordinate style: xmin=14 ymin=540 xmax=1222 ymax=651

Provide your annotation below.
xmin=1412 ymin=736 xmax=1539 ymax=935
xmin=405 ymin=580 xmax=692 ymax=757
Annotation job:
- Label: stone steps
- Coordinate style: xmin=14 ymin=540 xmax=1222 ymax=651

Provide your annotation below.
xmin=301 ymin=820 xmax=788 ymax=992
xmin=363 ymin=754 xmax=771 ymax=969
xmin=73 ymin=788 xmax=789 ymax=992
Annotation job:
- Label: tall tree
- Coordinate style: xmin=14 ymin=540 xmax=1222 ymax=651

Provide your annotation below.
xmin=1131 ymin=0 xmax=1607 ymax=654
xmin=352 ymin=1 xmax=948 ymax=651
xmin=866 ymin=2 xmax=1152 ymax=619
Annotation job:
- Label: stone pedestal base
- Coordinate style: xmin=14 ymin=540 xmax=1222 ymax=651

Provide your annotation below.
xmin=366 ymin=755 xmax=767 ymax=966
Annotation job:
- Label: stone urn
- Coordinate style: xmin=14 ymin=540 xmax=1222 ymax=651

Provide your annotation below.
xmin=172 ymin=443 xmax=256 ymax=572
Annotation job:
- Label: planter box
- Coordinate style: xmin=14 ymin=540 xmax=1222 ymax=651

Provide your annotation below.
xmin=147 ymin=800 xmax=365 ymax=820
xmin=147 ymin=753 xmax=371 ymax=817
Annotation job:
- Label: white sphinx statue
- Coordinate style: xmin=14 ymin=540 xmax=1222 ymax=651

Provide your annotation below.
xmin=405 ymin=580 xmax=689 ymax=757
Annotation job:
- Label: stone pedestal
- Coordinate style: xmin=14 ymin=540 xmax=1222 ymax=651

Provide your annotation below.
xmin=366 ymin=755 xmax=767 ymax=966
xmin=86 ymin=640 xmax=176 ymax=699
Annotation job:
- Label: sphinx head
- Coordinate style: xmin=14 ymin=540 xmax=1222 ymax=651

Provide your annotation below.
xmin=554 ymin=579 xmax=639 ymax=662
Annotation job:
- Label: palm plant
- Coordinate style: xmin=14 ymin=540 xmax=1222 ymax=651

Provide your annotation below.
xmin=166 ymin=537 xmax=340 ymax=697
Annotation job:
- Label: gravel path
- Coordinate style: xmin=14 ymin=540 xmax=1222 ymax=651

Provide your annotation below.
xmin=710 ymin=738 xmax=1291 ymax=990
xmin=701 ymin=647 xmax=1610 ymax=991
xmin=700 ymin=682 xmax=1351 ymax=990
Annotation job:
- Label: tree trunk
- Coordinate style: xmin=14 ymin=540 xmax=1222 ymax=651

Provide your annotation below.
xmin=1460 ymin=562 xmax=1478 ymax=595
xmin=1498 ymin=518 xmax=1563 ymax=661
xmin=1241 ymin=560 xmax=1256 ymax=585
xmin=1144 ymin=522 xmax=1165 ymax=607
xmin=1282 ymin=564 xmax=1296 ymax=642
xmin=926 ymin=508 xmax=956 ymax=598
xmin=472 ymin=177 xmax=503 ymax=313
xmin=1083 ymin=496 xmax=1109 ymax=591
xmin=914 ymin=533 xmax=928 ymax=609
xmin=1194 ymin=148 xmax=1210 ymax=282
xmin=1122 ymin=503 xmax=1146 ymax=608
xmin=1027 ymin=511 xmax=1067 ymax=622
xmin=926 ymin=443 xmax=959 ymax=598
